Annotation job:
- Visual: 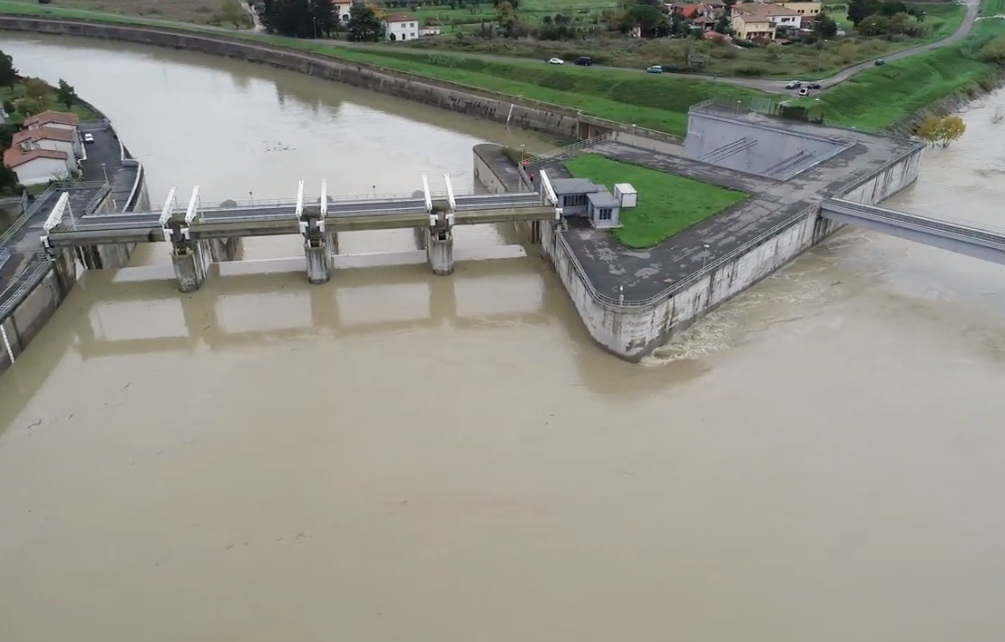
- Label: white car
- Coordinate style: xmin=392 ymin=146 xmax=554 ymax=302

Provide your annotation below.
xmin=83 ymin=133 xmax=94 ymax=144
xmin=547 ymin=57 xmax=564 ymax=65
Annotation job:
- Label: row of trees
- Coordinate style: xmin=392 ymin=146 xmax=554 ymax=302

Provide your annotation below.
xmin=259 ymin=0 xmax=387 ymax=41
xmin=846 ymin=0 xmax=929 ymax=37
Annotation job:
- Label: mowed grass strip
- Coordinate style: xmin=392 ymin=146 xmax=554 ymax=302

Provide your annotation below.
xmin=564 ymin=154 xmax=747 ymax=248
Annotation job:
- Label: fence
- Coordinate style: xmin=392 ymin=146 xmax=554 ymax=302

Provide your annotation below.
xmin=0 ymin=252 xmax=51 ymax=322
xmin=524 ymin=134 xmax=610 ymax=166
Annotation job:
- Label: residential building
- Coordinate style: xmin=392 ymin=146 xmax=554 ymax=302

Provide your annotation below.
xmin=2 ymin=147 xmax=71 ymax=186
xmin=332 ymin=0 xmax=351 ymax=23
xmin=12 ymin=127 xmax=81 ymax=162
xmin=419 ymin=25 xmax=442 ymax=36
xmin=732 ymin=2 xmax=803 ymax=33
xmin=383 ymin=13 xmax=418 ymax=41
xmin=23 ymin=110 xmax=80 ymax=133
xmin=774 ymin=1 xmax=821 ymax=16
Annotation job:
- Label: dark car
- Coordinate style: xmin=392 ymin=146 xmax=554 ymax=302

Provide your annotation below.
xmin=574 ymin=57 xmax=593 ymax=66
xmin=785 ymin=80 xmax=802 ymax=90
xmin=874 ymin=59 xmax=886 ymax=66
xmin=807 ymin=82 xmax=822 ymax=90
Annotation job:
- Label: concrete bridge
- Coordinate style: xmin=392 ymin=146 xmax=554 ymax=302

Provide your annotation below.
xmin=820 ymin=198 xmax=1005 ymax=265
xmin=40 ymin=173 xmax=562 ymax=292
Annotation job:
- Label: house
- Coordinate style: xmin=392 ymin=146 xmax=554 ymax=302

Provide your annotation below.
xmin=774 ymin=1 xmax=821 ymax=16
xmin=332 ymin=0 xmax=351 ymax=23
xmin=23 ymin=110 xmax=80 ymax=133
xmin=383 ymin=13 xmax=418 ymax=41
xmin=419 ymin=25 xmax=441 ymax=36
xmin=549 ymin=178 xmax=628 ymax=230
xmin=731 ymin=2 xmax=803 ymax=36
xmin=2 ymin=147 xmax=71 ymax=186
xmin=692 ymin=15 xmax=719 ymax=32
xmin=12 ymin=127 xmax=81 ymax=162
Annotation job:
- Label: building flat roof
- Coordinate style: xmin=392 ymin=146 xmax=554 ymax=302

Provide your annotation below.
xmin=551 ymin=178 xmax=597 ymax=196
xmin=588 ymin=189 xmax=620 ymax=209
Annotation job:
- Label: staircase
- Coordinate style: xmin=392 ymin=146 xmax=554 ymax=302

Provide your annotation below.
xmin=524 ymin=134 xmax=609 ymax=166
xmin=699 ymin=137 xmax=758 ymax=165
xmin=762 ymin=150 xmax=815 ymax=181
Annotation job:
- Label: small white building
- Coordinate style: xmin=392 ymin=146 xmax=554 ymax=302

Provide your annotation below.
xmin=3 ymin=147 xmax=71 ymax=186
xmin=383 ymin=13 xmax=419 ymax=41
xmin=12 ymin=126 xmax=81 ymax=162
xmin=23 ymin=110 xmax=80 ymax=133
xmin=614 ymin=183 xmax=638 ymax=208
xmin=332 ymin=0 xmax=351 ymax=23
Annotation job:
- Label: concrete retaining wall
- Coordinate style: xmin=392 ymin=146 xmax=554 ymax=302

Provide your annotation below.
xmin=0 ymin=250 xmax=76 ymax=373
xmin=0 ymin=17 xmax=587 ymax=140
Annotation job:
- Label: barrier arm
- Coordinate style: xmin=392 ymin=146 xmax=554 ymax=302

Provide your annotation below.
xmin=183 ymin=185 xmax=202 ymax=225
xmin=158 ymin=186 xmax=177 ymax=242
xmin=40 ymin=192 xmax=71 ymax=250
xmin=317 ymin=179 xmax=327 ymax=233
xmin=539 ymin=170 xmax=562 ymax=219
xmin=443 ymin=174 xmax=456 ymax=228
xmin=421 ymin=174 xmax=433 ymax=214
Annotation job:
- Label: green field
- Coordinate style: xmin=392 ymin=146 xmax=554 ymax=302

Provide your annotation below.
xmin=565 ymin=154 xmax=747 ymax=248
xmin=980 ymin=0 xmax=1005 ymax=14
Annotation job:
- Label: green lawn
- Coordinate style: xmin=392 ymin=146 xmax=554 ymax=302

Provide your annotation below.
xmin=0 ymin=80 xmax=100 ymax=121
xmin=564 ymin=154 xmax=747 ymax=248
xmin=980 ymin=0 xmax=1005 ymax=14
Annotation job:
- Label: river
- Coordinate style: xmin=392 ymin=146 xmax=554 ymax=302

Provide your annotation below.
xmin=1 ymin=35 xmax=1004 ymax=642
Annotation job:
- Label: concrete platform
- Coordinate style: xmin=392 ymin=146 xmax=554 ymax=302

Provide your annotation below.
xmin=528 ymin=111 xmax=922 ymax=303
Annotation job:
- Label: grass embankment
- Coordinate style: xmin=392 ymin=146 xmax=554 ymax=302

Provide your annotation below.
xmin=980 ymin=0 xmax=1005 ymax=14
xmin=804 ymin=18 xmax=1005 ymax=129
xmin=565 ymin=154 xmax=747 ymax=248
xmin=409 ymin=3 xmax=965 ymax=78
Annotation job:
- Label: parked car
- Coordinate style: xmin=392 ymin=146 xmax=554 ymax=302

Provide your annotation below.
xmin=785 ymin=80 xmax=802 ymax=90
xmin=874 ymin=59 xmax=886 ymax=66
xmin=574 ymin=57 xmax=593 ymax=66
xmin=547 ymin=57 xmax=564 ymax=65
xmin=83 ymin=133 xmax=94 ymax=144
xmin=798 ymin=87 xmax=810 ymax=96
xmin=646 ymin=65 xmax=663 ymax=74
xmin=807 ymin=82 xmax=822 ymax=90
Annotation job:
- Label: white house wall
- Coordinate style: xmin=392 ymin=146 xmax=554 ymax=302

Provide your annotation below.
xmin=15 ymin=156 xmax=69 ymax=186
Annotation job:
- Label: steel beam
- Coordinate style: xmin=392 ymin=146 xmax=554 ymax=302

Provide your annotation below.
xmin=421 ymin=174 xmax=433 ymax=213
xmin=184 ymin=186 xmax=202 ymax=224
xmin=295 ymin=180 xmax=305 ymax=219
xmin=158 ymin=187 xmax=178 ymax=227
xmin=319 ymin=179 xmax=328 ymax=217
xmin=43 ymin=192 xmax=71 ymax=233
xmin=443 ymin=174 xmax=457 ymax=212
xmin=539 ymin=170 xmax=559 ymax=207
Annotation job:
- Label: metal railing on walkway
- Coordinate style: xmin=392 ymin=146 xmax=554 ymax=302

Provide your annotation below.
xmin=524 ymin=135 xmax=609 ymax=166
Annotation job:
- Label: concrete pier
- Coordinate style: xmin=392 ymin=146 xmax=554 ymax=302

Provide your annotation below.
xmin=172 ymin=242 xmax=209 ymax=292
xmin=209 ymin=237 xmax=241 ymax=262
xmin=305 ymin=239 xmax=331 ymax=284
xmin=426 ymin=228 xmax=454 ymax=276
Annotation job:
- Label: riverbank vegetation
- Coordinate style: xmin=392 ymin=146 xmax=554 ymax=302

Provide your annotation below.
xmin=565 ymin=154 xmax=747 ymax=248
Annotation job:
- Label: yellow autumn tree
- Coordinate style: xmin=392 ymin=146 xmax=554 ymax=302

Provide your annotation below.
xmin=916 ymin=115 xmax=967 ymax=148
xmin=366 ymin=2 xmax=386 ymax=20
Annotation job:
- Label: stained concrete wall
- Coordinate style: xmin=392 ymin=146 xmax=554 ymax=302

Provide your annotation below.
xmin=683 ymin=112 xmax=846 ymax=177
xmin=0 ymin=17 xmax=587 ymax=140
xmin=0 ymin=250 xmax=76 ymax=374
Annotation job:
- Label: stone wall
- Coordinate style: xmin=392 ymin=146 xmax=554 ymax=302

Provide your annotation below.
xmin=0 ymin=17 xmax=589 ymax=140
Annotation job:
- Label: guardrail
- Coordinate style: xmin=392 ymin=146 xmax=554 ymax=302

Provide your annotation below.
xmin=557 ymin=204 xmax=816 ymax=311
xmin=0 ymin=248 xmax=9 ymax=272
xmin=0 ymin=252 xmax=51 ymax=322
xmin=0 ymin=184 xmax=60 ymax=248
xmin=83 ymin=182 xmax=112 ymax=215
xmin=524 ymin=135 xmax=609 ymax=166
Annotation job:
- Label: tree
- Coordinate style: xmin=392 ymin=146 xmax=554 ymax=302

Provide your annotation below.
xmin=346 ymin=3 xmax=384 ymax=42
xmin=847 ymin=0 xmax=880 ymax=25
xmin=813 ymin=12 xmax=838 ymax=39
xmin=220 ymin=0 xmax=253 ymax=28
xmin=56 ymin=79 xmax=77 ymax=107
xmin=857 ymin=14 xmax=889 ymax=36
xmin=916 ymin=115 xmax=966 ymax=148
xmin=15 ymin=97 xmax=46 ymax=117
xmin=0 ymin=50 xmax=16 ymax=88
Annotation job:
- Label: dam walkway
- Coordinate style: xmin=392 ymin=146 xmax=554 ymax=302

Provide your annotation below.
xmin=820 ymin=198 xmax=1005 ymax=266
xmin=40 ymin=174 xmax=561 ymax=292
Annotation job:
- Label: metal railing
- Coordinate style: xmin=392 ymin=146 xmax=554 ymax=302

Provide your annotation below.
xmin=0 ymin=184 xmax=60 ymax=248
xmin=0 ymin=253 xmax=52 ymax=322
xmin=83 ymin=182 xmax=112 ymax=215
xmin=823 ymin=199 xmax=1005 ymax=241
xmin=524 ymin=135 xmax=609 ymax=166
xmin=556 ymin=204 xmax=816 ymax=311
xmin=0 ymin=248 xmax=9 ymax=272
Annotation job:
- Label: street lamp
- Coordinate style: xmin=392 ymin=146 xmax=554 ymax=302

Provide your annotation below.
xmin=702 ymin=243 xmax=710 ymax=271
xmin=313 ymin=16 xmax=318 ymax=39
xmin=249 ymin=191 xmax=253 ymax=204
xmin=100 ymin=162 xmax=108 ymax=184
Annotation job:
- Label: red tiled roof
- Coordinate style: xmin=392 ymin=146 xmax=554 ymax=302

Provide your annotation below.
xmin=383 ymin=13 xmax=417 ymax=22
xmin=12 ymin=126 xmax=76 ymax=145
xmin=3 ymin=146 xmax=68 ymax=169
xmin=735 ymin=2 xmax=802 ymax=18
xmin=22 ymin=110 xmax=80 ymax=128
